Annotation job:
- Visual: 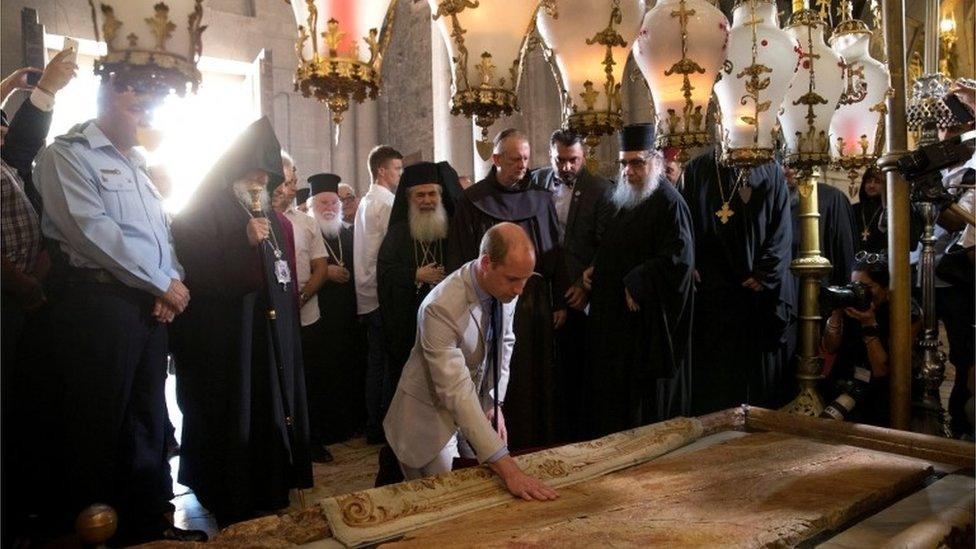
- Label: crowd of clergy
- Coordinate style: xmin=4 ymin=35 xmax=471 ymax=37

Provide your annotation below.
xmin=1 ymin=54 xmax=974 ymax=546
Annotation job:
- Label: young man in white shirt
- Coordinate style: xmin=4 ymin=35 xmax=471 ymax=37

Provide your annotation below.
xmin=353 ymin=145 xmax=403 ymax=443
xmin=274 ymin=152 xmax=332 ymax=461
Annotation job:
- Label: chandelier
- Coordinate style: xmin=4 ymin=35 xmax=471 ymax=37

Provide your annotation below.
xmin=536 ymin=0 xmax=645 ymax=157
xmin=828 ymin=0 xmax=891 ymax=197
xmin=289 ymin=0 xmax=399 ymax=127
xmin=714 ymin=0 xmax=797 ymax=169
xmin=89 ymin=0 xmax=207 ymax=95
xmin=633 ymin=0 xmax=728 ymax=160
xmin=429 ymin=0 xmax=539 ymax=159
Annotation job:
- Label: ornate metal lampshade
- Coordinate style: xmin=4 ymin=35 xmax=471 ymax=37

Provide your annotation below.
xmin=828 ymin=2 xmax=891 ymax=197
xmin=89 ymin=0 xmax=207 ymax=95
xmin=633 ymin=0 xmax=728 ymax=159
xmin=714 ymin=0 xmax=797 ymax=168
xmin=429 ymin=0 xmax=538 ymax=156
xmin=536 ymin=0 xmax=645 ymax=153
xmin=289 ymin=0 xmax=399 ymax=127
xmin=777 ymin=2 xmax=845 ymax=171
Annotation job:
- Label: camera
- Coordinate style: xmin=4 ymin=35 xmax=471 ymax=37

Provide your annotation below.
xmin=897 ymin=129 xmax=975 ymax=205
xmin=819 ymin=281 xmax=873 ymax=312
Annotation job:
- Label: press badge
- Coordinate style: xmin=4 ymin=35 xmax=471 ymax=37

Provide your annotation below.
xmin=274 ymin=259 xmax=291 ymax=286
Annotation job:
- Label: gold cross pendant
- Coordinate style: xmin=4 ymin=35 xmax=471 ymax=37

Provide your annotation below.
xmin=861 ymin=227 xmax=870 ymax=241
xmin=715 ymin=202 xmax=735 ymax=224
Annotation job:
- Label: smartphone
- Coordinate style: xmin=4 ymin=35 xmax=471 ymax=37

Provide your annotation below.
xmin=63 ymin=37 xmax=79 ymax=65
xmin=944 ymin=94 xmax=975 ymax=126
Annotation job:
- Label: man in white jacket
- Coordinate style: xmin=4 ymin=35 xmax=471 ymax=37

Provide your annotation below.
xmin=384 ymin=223 xmax=558 ymax=501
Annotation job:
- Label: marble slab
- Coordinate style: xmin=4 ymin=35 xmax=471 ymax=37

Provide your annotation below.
xmin=382 ymin=432 xmax=934 ymax=548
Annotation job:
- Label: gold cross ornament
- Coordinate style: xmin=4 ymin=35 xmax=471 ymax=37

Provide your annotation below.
xmin=715 ymin=202 xmax=735 ymax=224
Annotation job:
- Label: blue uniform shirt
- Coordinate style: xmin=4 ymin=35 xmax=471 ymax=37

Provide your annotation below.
xmin=34 ymin=120 xmax=182 ymax=295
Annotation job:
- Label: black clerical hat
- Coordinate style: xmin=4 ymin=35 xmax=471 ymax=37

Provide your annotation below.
xmin=296 ymin=187 xmax=310 ymax=204
xmin=399 ymin=161 xmax=440 ymax=189
xmin=308 ymin=173 xmax=341 ymax=196
xmin=618 ymin=123 xmax=655 ymax=152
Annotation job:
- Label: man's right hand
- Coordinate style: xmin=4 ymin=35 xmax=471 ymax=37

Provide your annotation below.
xmin=37 ymin=49 xmax=78 ymax=94
xmin=247 ymin=218 xmax=270 ymax=247
xmin=161 ymin=278 xmax=190 ymax=313
xmin=327 ymin=264 xmax=350 ymax=283
xmin=489 ymin=455 xmax=558 ymax=502
xmin=564 ymin=284 xmax=588 ymax=310
xmin=416 ymin=263 xmax=446 ymax=285
xmin=581 ymin=266 xmax=594 ymax=291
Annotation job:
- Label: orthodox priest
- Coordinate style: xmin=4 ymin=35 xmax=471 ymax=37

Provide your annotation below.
xmin=310 ymin=173 xmax=366 ymax=443
xmin=378 ymin=161 xmax=461 ymax=399
xmin=585 ymin=124 xmax=695 ymax=438
xmin=447 ymin=129 xmax=568 ymax=450
xmin=169 ymin=118 xmax=312 ymax=525
xmin=681 ymin=147 xmax=795 ymax=415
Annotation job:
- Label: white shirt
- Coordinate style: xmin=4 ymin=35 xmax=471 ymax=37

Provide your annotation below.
xmin=353 ymin=182 xmax=395 ymax=315
xmin=284 ymin=207 xmax=328 ymax=326
xmin=551 ymin=180 xmax=573 ymax=243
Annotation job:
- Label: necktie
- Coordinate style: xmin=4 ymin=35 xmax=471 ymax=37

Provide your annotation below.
xmin=487 ymin=298 xmax=501 ymax=431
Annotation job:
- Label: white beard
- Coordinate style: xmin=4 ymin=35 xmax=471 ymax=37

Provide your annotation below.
xmin=409 ymin=202 xmax=449 ymax=242
xmin=316 ymin=214 xmax=343 ymax=239
xmin=612 ymin=168 xmax=660 ymax=210
xmin=233 ymin=181 xmax=270 ymax=213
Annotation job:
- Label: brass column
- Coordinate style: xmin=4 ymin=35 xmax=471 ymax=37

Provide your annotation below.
xmin=786 ymin=166 xmax=832 ymax=416
xmin=879 ymin=0 xmax=911 ymax=430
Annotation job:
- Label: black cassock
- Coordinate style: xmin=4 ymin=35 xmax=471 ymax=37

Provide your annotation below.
xmin=377 ymin=223 xmax=445 ymax=393
xmin=316 ymin=225 xmax=366 ymax=443
xmin=447 ymin=169 xmax=567 ymax=450
xmin=789 ymin=183 xmax=856 ymax=289
xmin=681 ymin=148 xmax=796 ymax=415
xmin=852 ymin=190 xmax=886 ymax=253
xmin=169 ymin=118 xmax=312 ymax=523
xmin=586 ymin=182 xmax=695 ymax=439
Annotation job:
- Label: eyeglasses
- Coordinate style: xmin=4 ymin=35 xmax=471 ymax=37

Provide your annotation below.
xmin=618 ymin=158 xmax=648 ymax=169
xmin=855 ymin=251 xmax=886 ymax=264
xmin=339 ymin=195 xmax=356 ymax=203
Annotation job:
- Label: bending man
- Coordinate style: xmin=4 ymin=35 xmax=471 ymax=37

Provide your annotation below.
xmin=384 ymin=223 xmax=558 ymax=501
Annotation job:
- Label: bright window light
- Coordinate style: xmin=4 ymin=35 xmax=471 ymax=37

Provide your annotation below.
xmin=44 ymin=34 xmax=263 ymax=213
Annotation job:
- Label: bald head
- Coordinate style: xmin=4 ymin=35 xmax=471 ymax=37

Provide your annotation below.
xmin=491 ymin=129 xmax=530 ymax=187
xmin=477 ymin=222 xmax=535 ymax=303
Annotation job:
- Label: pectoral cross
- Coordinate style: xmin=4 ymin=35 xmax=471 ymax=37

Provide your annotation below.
xmin=861 ymin=227 xmax=870 ymax=242
xmin=715 ymin=202 xmax=735 ymax=224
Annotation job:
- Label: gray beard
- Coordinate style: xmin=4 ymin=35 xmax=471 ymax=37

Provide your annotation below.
xmin=316 ymin=214 xmax=343 ymax=239
xmin=233 ymin=181 xmax=270 ymax=213
xmin=612 ymin=170 xmax=659 ymax=210
xmin=408 ymin=203 xmax=448 ymax=243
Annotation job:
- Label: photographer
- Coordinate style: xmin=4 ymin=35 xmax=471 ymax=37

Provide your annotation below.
xmin=821 ymin=252 xmax=921 ymax=427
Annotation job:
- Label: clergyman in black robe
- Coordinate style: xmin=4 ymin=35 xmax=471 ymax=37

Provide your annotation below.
xmin=585 ymin=124 xmax=695 ymax=439
xmin=447 ymin=129 xmax=568 ymax=450
xmin=681 ymin=147 xmax=796 ymax=415
xmin=378 ymin=161 xmax=461 ymax=400
xmin=308 ymin=173 xmax=365 ymax=443
xmin=853 ymin=167 xmax=886 ymax=253
xmin=169 ymin=118 xmax=312 ymax=525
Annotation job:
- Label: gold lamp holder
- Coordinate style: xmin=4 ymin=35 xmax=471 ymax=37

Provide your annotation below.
xmin=434 ymin=0 xmax=536 ymax=161
xmin=782 ymin=0 xmax=832 ymax=417
xmin=538 ymin=0 xmax=627 ymax=172
xmin=292 ymin=0 xmax=399 ymax=127
xmin=90 ymin=1 xmax=206 ymax=95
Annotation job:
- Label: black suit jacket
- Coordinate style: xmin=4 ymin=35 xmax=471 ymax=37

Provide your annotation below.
xmin=531 ymin=166 xmax=613 ymax=285
xmin=2 ymin=97 xmax=53 ymax=210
